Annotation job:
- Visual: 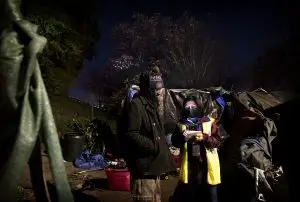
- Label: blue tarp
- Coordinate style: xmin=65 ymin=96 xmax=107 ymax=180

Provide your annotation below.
xmin=215 ymin=96 xmax=225 ymax=110
xmin=127 ymin=88 xmax=138 ymax=103
xmin=74 ymin=151 xmax=107 ymax=170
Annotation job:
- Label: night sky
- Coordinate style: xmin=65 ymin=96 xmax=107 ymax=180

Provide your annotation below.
xmin=71 ymin=0 xmax=293 ymax=103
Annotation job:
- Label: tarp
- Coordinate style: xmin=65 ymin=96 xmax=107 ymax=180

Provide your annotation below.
xmin=168 ymin=87 xmax=230 ymax=122
xmin=120 ymin=86 xmax=295 ymax=134
xmin=167 ymin=87 xmax=290 ymax=201
xmin=0 ymin=1 xmax=73 ymax=201
xmin=74 ymin=151 xmax=107 ymax=170
xmin=235 ymin=88 xmax=296 ymax=112
xmin=169 ymin=87 xmax=295 ymax=116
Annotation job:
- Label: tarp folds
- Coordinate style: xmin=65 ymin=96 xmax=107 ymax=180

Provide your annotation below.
xmin=236 ymin=88 xmax=295 ymax=111
xmin=168 ymin=88 xmax=229 ymax=126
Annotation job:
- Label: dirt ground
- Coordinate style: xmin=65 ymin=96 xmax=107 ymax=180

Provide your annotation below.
xmin=18 ymin=153 xmax=289 ymax=202
xmin=19 ymin=154 xmax=177 ymax=202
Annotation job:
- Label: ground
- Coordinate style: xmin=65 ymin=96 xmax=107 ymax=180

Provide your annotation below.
xmin=19 ymin=153 xmax=177 ymax=202
xmin=18 ymin=152 xmax=289 ymax=202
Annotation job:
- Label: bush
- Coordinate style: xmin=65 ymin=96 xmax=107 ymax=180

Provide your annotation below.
xmin=64 ymin=118 xmax=117 ymax=154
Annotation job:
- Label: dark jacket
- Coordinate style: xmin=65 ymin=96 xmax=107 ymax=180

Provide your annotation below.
xmin=120 ymin=95 xmax=176 ymax=176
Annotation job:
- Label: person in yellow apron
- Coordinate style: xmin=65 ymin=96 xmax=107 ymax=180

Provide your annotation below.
xmin=171 ymin=96 xmax=221 ymax=202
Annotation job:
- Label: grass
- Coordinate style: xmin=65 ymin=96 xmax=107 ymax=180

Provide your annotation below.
xmin=50 ymin=95 xmax=117 ymax=136
xmin=46 ymin=68 xmax=117 ymax=136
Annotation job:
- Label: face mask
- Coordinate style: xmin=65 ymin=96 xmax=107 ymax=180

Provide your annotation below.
xmin=183 ymin=106 xmax=200 ymax=118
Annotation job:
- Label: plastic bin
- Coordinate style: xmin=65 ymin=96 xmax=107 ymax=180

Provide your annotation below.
xmin=61 ymin=132 xmax=84 ymax=162
xmin=105 ymin=168 xmax=130 ymax=191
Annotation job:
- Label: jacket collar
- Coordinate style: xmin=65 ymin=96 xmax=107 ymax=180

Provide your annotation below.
xmin=139 ymin=96 xmax=156 ymax=108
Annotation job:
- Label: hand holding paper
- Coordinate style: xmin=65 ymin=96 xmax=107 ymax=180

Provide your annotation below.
xmin=195 ymin=133 xmax=204 ymax=141
xmin=184 ymin=130 xmax=204 ymax=141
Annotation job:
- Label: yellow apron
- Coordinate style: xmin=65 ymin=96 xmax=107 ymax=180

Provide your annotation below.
xmin=202 ymin=118 xmax=221 ymax=185
xmin=179 ymin=119 xmax=221 ymax=185
xmin=179 ymin=124 xmax=189 ymax=184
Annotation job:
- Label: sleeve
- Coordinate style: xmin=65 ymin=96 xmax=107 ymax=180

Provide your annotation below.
xmin=122 ymin=100 xmax=157 ymax=155
xmin=171 ymin=123 xmax=186 ymax=148
xmin=203 ymin=123 xmax=221 ymax=149
xmin=164 ymin=122 xmax=177 ymax=135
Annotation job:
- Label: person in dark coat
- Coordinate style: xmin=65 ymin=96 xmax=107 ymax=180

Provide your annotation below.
xmin=119 ymin=68 xmax=176 ymax=202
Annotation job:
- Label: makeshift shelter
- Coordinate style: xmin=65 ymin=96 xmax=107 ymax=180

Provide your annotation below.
xmin=117 ymin=85 xmax=291 ymax=201
xmin=164 ymin=87 xmax=291 ymax=200
xmin=170 ymin=87 xmax=294 ymax=202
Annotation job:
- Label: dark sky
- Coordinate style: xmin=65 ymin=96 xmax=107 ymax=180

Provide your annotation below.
xmin=71 ymin=0 xmax=293 ymax=102
xmin=89 ymin=1 xmax=291 ymax=70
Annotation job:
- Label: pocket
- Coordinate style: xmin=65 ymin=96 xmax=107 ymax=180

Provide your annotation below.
xmin=136 ymin=155 xmax=157 ymax=173
xmin=136 ymin=157 xmax=150 ymax=171
xmin=131 ymin=178 xmax=157 ymax=202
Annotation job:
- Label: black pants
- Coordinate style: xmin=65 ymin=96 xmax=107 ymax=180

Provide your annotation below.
xmin=192 ymin=184 xmax=218 ymax=202
xmin=172 ymin=182 xmax=218 ymax=202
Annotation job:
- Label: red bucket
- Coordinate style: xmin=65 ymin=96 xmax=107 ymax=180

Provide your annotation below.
xmin=105 ymin=168 xmax=130 ymax=192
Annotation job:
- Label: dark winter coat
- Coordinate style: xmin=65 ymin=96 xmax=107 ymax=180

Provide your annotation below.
xmin=120 ymin=95 xmax=176 ymax=177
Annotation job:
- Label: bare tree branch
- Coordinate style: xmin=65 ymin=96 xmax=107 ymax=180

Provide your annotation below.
xmin=110 ymin=12 xmax=226 ymax=89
